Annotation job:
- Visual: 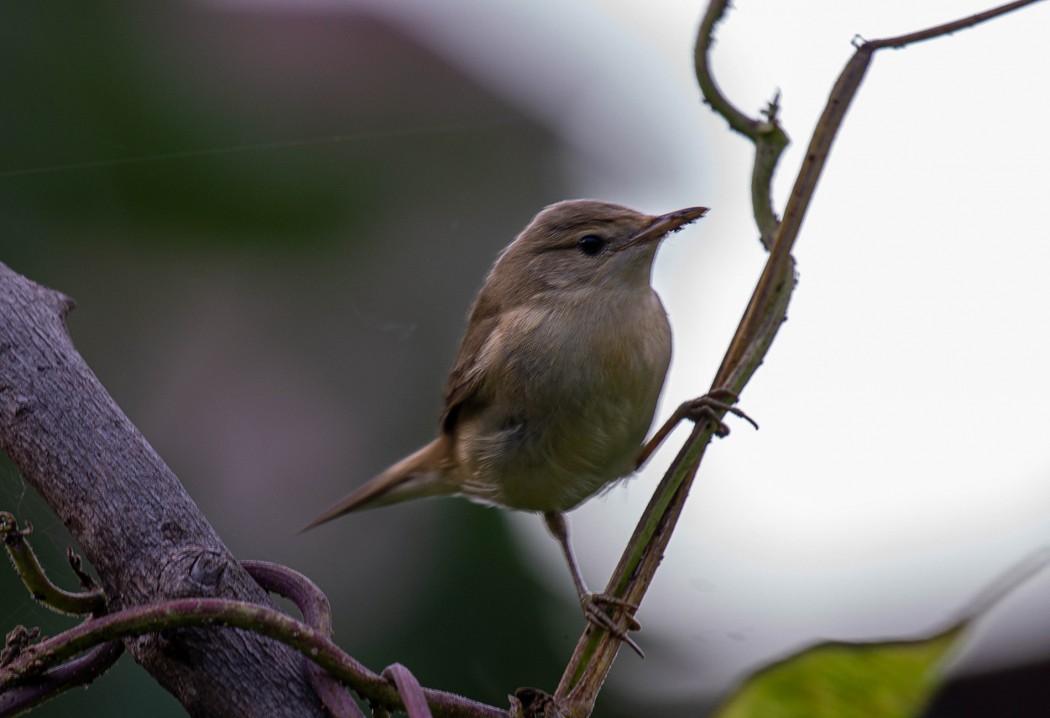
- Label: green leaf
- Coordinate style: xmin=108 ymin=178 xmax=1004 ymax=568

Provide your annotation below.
xmin=712 ymin=625 xmax=966 ymax=718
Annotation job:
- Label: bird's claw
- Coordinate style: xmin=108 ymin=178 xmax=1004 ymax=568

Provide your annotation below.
xmin=582 ymin=592 xmax=644 ymax=657
xmin=681 ymin=389 xmax=758 ymax=437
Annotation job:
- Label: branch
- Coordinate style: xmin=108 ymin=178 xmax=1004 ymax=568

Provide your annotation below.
xmin=694 ymin=0 xmax=789 ymax=247
xmin=553 ymin=1 xmax=1045 ymax=714
xmin=0 ymin=635 xmax=123 ymax=717
xmin=0 ymin=573 xmax=503 ymax=718
xmin=0 ymin=521 xmax=507 ymax=718
xmin=0 ymin=596 xmax=504 ymax=718
xmin=863 ymin=0 xmax=1043 ymax=49
xmin=0 ymin=263 xmax=325 ymax=715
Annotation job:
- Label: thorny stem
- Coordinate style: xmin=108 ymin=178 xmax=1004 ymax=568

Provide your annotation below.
xmin=554 ymin=0 xmax=1045 ymax=714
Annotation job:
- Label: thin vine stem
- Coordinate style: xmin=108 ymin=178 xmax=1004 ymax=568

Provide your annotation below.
xmin=554 ymin=1 xmax=1045 ymax=714
xmin=0 ymin=596 xmax=506 ymax=718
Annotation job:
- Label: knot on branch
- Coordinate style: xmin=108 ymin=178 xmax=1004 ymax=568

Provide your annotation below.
xmin=160 ymin=546 xmax=230 ymax=596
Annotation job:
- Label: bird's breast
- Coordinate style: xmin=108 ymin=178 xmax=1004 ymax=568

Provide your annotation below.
xmin=454 ymin=288 xmax=672 ymax=512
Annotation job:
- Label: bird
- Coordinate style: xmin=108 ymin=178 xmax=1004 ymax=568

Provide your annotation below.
xmin=304 ymin=199 xmax=712 ymax=652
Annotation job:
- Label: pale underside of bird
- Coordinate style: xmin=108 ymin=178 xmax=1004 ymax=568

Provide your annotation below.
xmin=304 ymin=199 xmax=711 ymax=653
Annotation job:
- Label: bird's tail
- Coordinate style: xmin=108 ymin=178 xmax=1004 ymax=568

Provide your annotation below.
xmin=300 ymin=436 xmax=453 ymax=532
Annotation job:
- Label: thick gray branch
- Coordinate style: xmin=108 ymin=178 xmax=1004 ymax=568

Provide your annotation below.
xmin=0 ymin=263 xmax=324 ymax=717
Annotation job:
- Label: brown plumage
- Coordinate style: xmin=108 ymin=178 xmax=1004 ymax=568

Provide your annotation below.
xmin=303 ymin=199 xmax=707 ymax=649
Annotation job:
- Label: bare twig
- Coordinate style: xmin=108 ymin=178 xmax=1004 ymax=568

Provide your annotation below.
xmin=864 ymin=0 xmax=1043 ymax=49
xmin=0 ymin=530 xmax=505 ymax=718
xmin=0 ymin=639 xmax=123 ymax=717
xmin=0 ymin=595 xmax=508 ymax=718
xmin=0 ymin=511 xmax=105 ymax=617
xmin=0 ymin=512 xmax=122 ymax=716
xmin=554 ymin=1 xmax=1045 ymax=714
xmin=694 ymin=0 xmax=789 ymax=247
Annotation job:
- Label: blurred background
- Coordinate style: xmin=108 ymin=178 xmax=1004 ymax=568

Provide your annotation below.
xmin=1 ymin=1 xmax=1048 ymax=716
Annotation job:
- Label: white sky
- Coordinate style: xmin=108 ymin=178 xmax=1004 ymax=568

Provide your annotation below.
xmin=585 ymin=0 xmax=1050 ymax=699
xmin=215 ymin=0 xmax=1050 ymax=701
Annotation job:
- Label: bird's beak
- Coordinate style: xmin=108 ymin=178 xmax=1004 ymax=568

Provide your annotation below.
xmin=621 ymin=206 xmax=709 ymax=250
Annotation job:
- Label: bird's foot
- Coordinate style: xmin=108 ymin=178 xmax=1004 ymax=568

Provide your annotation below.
xmin=680 ymin=388 xmax=758 ymax=438
xmin=581 ymin=592 xmax=644 ymax=657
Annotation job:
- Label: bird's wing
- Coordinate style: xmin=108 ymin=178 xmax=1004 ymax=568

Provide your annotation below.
xmin=440 ymin=288 xmax=502 ymax=432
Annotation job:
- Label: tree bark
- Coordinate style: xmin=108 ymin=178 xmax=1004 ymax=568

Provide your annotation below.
xmin=0 ymin=263 xmax=324 ymax=716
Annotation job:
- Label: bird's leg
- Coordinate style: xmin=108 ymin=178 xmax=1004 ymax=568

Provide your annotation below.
xmin=543 ymin=511 xmax=643 ymax=657
xmin=636 ymin=388 xmax=758 ymax=468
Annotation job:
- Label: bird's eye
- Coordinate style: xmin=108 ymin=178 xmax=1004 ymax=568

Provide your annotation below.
xmin=577 ymin=234 xmax=607 ymax=256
